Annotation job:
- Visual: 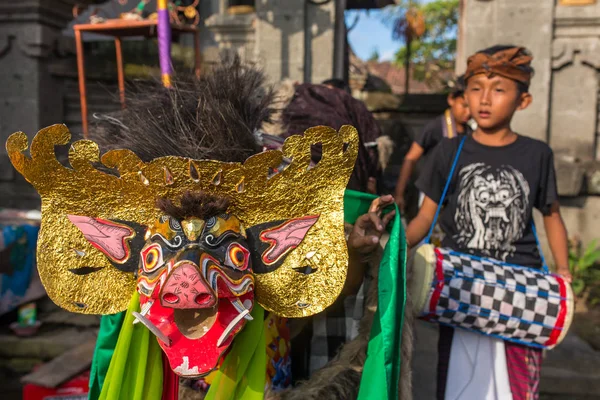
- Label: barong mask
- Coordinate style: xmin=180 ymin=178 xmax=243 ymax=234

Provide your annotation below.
xmin=7 ymin=123 xmax=358 ymax=377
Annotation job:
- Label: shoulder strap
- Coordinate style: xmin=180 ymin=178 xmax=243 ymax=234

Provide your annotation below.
xmin=424 ymin=135 xmax=467 ymax=244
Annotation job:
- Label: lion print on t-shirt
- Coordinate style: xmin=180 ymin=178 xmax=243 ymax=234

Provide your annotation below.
xmin=453 ymin=163 xmax=529 ymax=261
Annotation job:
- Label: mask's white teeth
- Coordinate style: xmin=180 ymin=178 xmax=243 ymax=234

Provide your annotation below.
xmin=132 ymin=311 xmax=171 ymax=346
xmin=217 ymin=307 xmax=250 ymax=347
xmin=133 ymin=300 xmax=154 ymax=325
xmin=231 ymin=298 xmax=253 ymax=321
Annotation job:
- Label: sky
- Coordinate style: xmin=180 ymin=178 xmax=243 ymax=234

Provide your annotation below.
xmin=346 ymin=9 xmax=399 ymax=62
xmin=346 ymin=1 xmax=435 ymax=62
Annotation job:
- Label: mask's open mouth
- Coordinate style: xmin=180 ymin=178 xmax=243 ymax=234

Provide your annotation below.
xmin=174 ymin=305 xmax=218 ymax=339
xmin=136 ymin=289 xmax=255 ymax=378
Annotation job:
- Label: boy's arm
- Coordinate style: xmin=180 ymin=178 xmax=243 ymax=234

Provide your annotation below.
xmin=394 ymin=142 xmax=424 ymax=211
xmin=543 ymin=201 xmax=572 ymax=282
xmin=405 ymin=196 xmax=438 ymax=248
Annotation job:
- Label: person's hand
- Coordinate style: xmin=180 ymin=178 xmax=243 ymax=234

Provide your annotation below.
xmin=348 ymin=195 xmax=396 ymax=256
xmin=556 ymin=266 xmax=573 ymax=284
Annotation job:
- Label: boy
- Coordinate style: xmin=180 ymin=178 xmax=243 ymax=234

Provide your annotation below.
xmin=394 ymin=76 xmax=471 ymax=211
xmin=405 ymin=46 xmax=571 ymax=400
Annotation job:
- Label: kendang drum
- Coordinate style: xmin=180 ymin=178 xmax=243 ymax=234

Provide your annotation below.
xmin=410 ymin=244 xmax=574 ymax=349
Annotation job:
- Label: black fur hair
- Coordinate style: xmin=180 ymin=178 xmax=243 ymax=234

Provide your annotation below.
xmin=475 ymin=45 xmax=534 ymax=93
xmin=156 ymin=191 xmax=231 ymax=221
xmin=90 ymin=56 xmax=274 ymax=163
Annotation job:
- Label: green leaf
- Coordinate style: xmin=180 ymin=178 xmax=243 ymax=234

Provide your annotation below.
xmin=579 ymin=242 xmax=600 ymax=271
xmin=572 ymin=279 xmax=586 ymax=296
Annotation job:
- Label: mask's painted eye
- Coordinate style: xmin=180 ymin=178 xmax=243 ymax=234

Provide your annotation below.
xmin=225 ymin=243 xmax=250 ymax=271
xmin=141 ymin=244 xmax=164 ymax=272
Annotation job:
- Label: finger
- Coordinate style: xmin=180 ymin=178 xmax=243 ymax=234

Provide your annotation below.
xmin=349 ymin=235 xmax=379 ymax=253
xmin=367 ymin=212 xmax=384 ymax=232
xmin=379 ymin=194 xmax=394 ymax=205
xmin=368 ymin=197 xmax=381 ymax=214
xmin=382 ymin=210 xmax=396 ymax=227
xmin=369 ymin=194 xmax=395 ymax=214
xmin=558 ymin=272 xmax=572 ymax=284
xmin=354 ymin=213 xmax=372 ymax=230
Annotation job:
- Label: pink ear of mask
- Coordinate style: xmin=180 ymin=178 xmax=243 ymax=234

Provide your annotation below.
xmin=260 ymin=215 xmax=319 ymax=264
xmin=68 ymin=215 xmax=134 ymax=263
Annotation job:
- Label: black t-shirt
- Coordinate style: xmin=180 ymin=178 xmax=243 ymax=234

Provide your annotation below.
xmin=415 ymin=113 xmax=472 ymax=152
xmin=415 ymin=113 xmax=470 ymax=169
xmin=415 ymin=114 xmax=446 ymax=154
xmin=416 ymin=135 xmax=558 ymax=268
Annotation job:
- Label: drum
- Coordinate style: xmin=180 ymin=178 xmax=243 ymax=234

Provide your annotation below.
xmin=410 ymin=244 xmax=574 ymax=349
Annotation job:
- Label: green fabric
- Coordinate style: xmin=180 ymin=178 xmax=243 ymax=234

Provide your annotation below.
xmin=344 ymin=190 xmax=407 ymax=400
xmin=205 ymin=304 xmax=266 ymax=400
xmin=98 ymin=291 xmax=164 ymax=400
xmin=89 ymin=311 xmax=126 ymax=400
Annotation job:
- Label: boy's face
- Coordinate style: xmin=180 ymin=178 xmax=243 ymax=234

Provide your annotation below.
xmin=447 ymin=95 xmax=471 ymax=125
xmin=465 ymin=74 xmax=532 ymax=131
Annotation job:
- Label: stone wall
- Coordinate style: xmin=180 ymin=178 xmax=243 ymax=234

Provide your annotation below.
xmin=255 ymin=0 xmax=335 ymax=83
xmin=207 ymin=0 xmax=335 ymax=84
xmin=552 ymin=1 xmax=600 ymax=160
xmin=0 ymin=0 xmax=94 ymax=210
xmin=456 ymin=0 xmax=554 ymax=143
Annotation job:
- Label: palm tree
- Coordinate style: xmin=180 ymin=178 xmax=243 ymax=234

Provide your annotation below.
xmin=385 ymin=1 xmax=425 ymax=95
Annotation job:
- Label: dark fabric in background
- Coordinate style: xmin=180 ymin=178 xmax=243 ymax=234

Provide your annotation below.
xmin=282 ymin=84 xmax=382 ymax=193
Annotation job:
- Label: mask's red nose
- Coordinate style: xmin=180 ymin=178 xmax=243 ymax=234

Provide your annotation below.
xmin=160 ymin=263 xmax=216 ymax=309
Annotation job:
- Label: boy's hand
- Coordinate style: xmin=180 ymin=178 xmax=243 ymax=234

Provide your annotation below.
xmin=556 ymin=266 xmax=573 ymax=284
xmin=348 ymin=195 xmax=396 ymax=256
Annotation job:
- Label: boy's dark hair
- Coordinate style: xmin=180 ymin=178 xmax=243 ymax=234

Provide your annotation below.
xmin=448 ymin=74 xmax=466 ymax=99
xmin=474 ymin=45 xmax=535 ymax=93
xmin=322 ymin=78 xmax=351 ymax=93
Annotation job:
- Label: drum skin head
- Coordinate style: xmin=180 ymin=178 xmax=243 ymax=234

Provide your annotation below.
xmin=410 ymin=244 xmax=436 ymax=315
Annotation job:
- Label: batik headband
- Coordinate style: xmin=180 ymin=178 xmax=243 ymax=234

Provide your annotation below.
xmin=465 ymin=47 xmax=533 ymax=85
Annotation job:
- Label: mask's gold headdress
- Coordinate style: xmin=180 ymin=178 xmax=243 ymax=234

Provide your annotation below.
xmin=7 ymin=124 xmax=357 ymax=317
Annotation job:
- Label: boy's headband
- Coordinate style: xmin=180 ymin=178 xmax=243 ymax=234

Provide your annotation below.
xmin=465 ymin=47 xmax=533 ymax=85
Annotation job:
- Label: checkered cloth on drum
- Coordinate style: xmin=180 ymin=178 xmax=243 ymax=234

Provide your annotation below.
xmin=423 ymin=248 xmax=569 ymax=348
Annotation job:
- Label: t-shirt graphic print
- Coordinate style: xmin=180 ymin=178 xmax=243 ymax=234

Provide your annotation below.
xmin=453 ymin=163 xmax=530 ymax=262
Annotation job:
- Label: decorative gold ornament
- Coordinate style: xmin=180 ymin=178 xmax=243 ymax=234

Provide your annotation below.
xmin=7 ymin=124 xmax=358 ymax=317
xmin=181 ymin=218 xmax=205 ymax=241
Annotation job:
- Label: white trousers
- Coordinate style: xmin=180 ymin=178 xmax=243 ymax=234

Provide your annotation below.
xmin=445 ymin=330 xmax=513 ymax=400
